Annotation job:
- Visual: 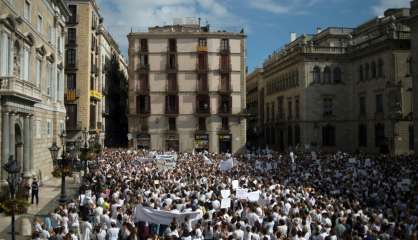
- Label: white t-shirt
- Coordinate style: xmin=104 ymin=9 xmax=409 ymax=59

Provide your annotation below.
xmin=107 ymin=227 xmax=120 ymax=240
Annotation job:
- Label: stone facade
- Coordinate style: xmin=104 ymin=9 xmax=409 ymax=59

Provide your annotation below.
xmin=410 ymin=0 xmax=418 ymax=154
xmin=127 ymin=23 xmax=247 ymax=153
xmin=64 ymin=0 xmax=126 ymax=145
xmin=0 ymin=0 xmax=69 ymax=193
xmin=252 ymin=8 xmax=413 ymax=155
xmin=246 ymin=68 xmax=262 ymax=147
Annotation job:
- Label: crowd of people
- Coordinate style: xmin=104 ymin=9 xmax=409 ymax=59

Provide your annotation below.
xmin=31 ymin=148 xmax=418 ymax=240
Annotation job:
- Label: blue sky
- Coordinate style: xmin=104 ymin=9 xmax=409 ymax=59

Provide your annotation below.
xmin=96 ymin=0 xmax=411 ymax=72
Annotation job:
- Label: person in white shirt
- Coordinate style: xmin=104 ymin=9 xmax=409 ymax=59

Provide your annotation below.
xmin=106 ymin=222 xmax=120 ymax=240
xmin=234 ymin=223 xmax=245 ymax=240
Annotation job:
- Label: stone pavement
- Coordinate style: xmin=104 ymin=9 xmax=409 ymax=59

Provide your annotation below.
xmin=0 ymin=176 xmax=79 ymax=240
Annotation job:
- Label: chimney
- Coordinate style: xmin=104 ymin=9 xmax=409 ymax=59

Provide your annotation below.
xmin=316 ymin=27 xmax=322 ymax=34
xmin=290 ymin=32 xmax=297 ymax=42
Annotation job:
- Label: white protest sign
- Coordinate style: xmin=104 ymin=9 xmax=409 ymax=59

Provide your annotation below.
xmin=247 ymin=191 xmax=260 ymax=202
xmin=232 ymin=180 xmax=239 ymax=189
xmin=236 ymin=188 xmax=248 ymax=200
xmin=219 ymin=158 xmax=234 ymax=172
xmin=221 ymin=198 xmax=231 ymax=209
xmin=348 ymin=158 xmax=356 ymax=164
xmin=221 ymin=190 xmax=231 ymax=199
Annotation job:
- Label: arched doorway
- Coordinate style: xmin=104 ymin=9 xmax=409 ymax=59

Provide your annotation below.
xmin=14 ymin=123 xmax=23 ymax=171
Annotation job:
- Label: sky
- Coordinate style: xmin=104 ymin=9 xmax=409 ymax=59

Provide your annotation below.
xmin=96 ymin=0 xmax=412 ymax=72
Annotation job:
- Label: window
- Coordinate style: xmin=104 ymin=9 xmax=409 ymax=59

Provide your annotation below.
xmin=359 ymin=96 xmax=366 ymax=115
xmin=59 ymin=121 xmax=65 ymax=134
xmin=295 ymin=96 xmax=300 ymax=119
xmin=359 ymin=124 xmax=367 ymax=147
xmin=35 ymin=57 xmax=41 ymax=87
xmin=277 ymin=97 xmax=284 ymax=120
xmin=140 ymin=39 xmax=148 ymax=52
xmin=287 ymin=99 xmax=293 ymax=120
xmin=48 ymin=24 xmax=55 ymax=44
xmin=168 ymin=39 xmax=176 ymax=52
xmin=323 ymin=66 xmax=331 ymax=84
xmin=333 ymin=67 xmax=342 ymax=83
xmin=24 ymin=1 xmax=31 ymax=21
xmin=220 ymin=74 xmax=230 ymax=91
xmin=67 ymin=73 xmax=76 ymax=89
xmin=68 ymin=28 xmax=76 ymax=45
xmin=378 ymin=59 xmax=384 ymax=77
xmin=365 ymin=63 xmax=370 ymax=80
xmin=198 ymin=117 xmax=206 ymax=131
xmin=46 ymin=120 xmax=52 ymax=137
xmin=168 ymin=54 xmax=176 ymax=69
xmin=46 ymin=62 xmax=53 ymax=96
xmin=168 ymin=118 xmax=176 ymax=131
xmin=136 ymin=95 xmax=150 ymax=114
xmin=322 ymin=125 xmax=336 ymax=146
xmin=323 ymin=97 xmax=333 ymax=116
xmin=165 ymin=95 xmax=179 ymax=114
xmin=65 ymin=104 xmax=77 ymax=130
xmin=139 ymin=54 xmax=148 ymax=67
xmin=409 ymin=125 xmax=414 ymax=151
xmin=35 ymin=119 xmax=41 ymax=138
xmin=221 ymin=117 xmax=229 ymax=130
xmin=0 ymin=32 xmax=12 ymax=76
xmin=90 ymin=104 xmax=96 ymax=129
xmin=313 ymin=66 xmax=321 ymax=83
xmin=37 ymin=15 xmax=43 ymax=33
xmin=198 ymin=38 xmax=207 ymax=47
xmin=376 ymin=94 xmax=383 ymax=113
xmin=66 ymin=49 xmax=76 ymax=67
xmin=219 ymin=96 xmax=231 ymax=113
xmin=371 ymin=61 xmax=377 ymax=78
xmin=220 ymin=39 xmax=229 ymax=51
xmin=68 ymin=5 xmax=77 ymax=24
xmin=21 ymin=46 xmax=30 ymax=81
xmin=294 ymin=125 xmax=301 ymax=145
xmin=374 ymin=124 xmax=385 ymax=147
xmin=288 ymin=126 xmax=293 ymax=146
xmin=359 ymin=65 xmax=364 ymax=82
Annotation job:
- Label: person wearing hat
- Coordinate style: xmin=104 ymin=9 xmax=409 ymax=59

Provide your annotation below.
xmin=31 ymin=177 xmax=39 ymax=205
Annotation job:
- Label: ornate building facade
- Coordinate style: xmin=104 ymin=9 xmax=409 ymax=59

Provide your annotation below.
xmin=127 ymin=23 xmax=247 ymax=153
xmin=410 ymin=0 xmax=418 ymax=154
xmin=0 ymin=0 xmax=69 ymax=191
xmin=251 ymin=8 xmax=413 ymax=155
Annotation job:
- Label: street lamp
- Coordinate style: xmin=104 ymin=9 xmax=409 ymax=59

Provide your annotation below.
xmin=3 ymin=156 xmax=21 ymax=240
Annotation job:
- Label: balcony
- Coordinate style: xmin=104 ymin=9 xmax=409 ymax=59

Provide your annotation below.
xmin=66 ymin=15 xmax=79 ymax=26
xmin=220 ymin=47 xmax=230 ymax=54
xmin=218 ymin=81 xmax=232 ymax=94
xmin=165 ymin=107 xmax=179 ymax=115
xmin=0 ymin=76 xmax=42 ymax=103
xmin=65 ymin=89 xmax=79 ymax=102
xmin=197 ymin=46 xmax=208 ymax=52
xmin=166 ymin=63 xmax=178 ymax=73
xmin=219 ymin=64 xmax=232 ymax=74
xmin=90 ymin=90 xmax=102 ymax=101
xmin=138 ymin=64 xmax=150 ymax=72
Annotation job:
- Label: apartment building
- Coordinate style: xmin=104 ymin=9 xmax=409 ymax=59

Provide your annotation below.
xmin=64 ymin=0 xmax=126 ymax=145
xmin=127 ymin=22 xmax=247 ymax=153
xmin=0 ymin=0 xmax=69 ymax=192
xmin=410 ymin=0 xmax=418 ymax=154
xmin=246 ymin=68 xmax=262 ymax=147
xmin=253 ymin=8 xmax=413 ymax=155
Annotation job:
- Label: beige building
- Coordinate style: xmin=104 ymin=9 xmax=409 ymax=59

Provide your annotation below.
xmin=64 ymin=0 xmax=126 ymax=145
xmin=255 ymin=8 xmax=413 ymax=155
xmin=246 ymin=68 xmax=262 ymax=146
xmin=410 ymin=0 xmax=418 ymax=154
xmin=127 ymin=22 xmax=247 ymax=153
xmin=0 ymin=0 xmax=69 ymax=190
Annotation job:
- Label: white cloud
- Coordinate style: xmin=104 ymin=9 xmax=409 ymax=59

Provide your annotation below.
xmin=96 ymin=0 xmax=243 ymax=56
xmin=372 ymin=0 xmax=410 ymax=16
xmin=248 ymin=0 xmax=289 ymax=14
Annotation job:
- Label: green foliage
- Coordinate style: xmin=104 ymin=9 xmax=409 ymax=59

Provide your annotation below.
xmin=0 ymin=198 xmax=30 ymax=215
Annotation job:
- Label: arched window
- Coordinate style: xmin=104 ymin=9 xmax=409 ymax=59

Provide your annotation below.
xmin=333 ymin=67 xmax=342 ymax=83
xmin=323 ymin=66 xmax=331 ymax=84
xmin=313 ymin=66 xmax=321 ymax=83
xmin=378 ymin=59 xmax=384 ymax=78
xmin=359 ymin=65 xmax=364 ymax=82
xmin=365 ymin=63 xmax=370 ymax=80
xmin=371 ymin=61 xmax=377 ymax=79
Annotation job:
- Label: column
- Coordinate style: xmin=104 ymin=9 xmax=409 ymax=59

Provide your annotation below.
xmin=23 ymin=115 xmax=31 ymax=177
xmin=29 ymin=115 xmax=33 ymax=174
xmin=1 ymin=112 xmax=10 ymax=182
xmin=9 ymin=113 xmax=15 ymax=157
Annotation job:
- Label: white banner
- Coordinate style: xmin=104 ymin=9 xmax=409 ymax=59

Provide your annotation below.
xmin=134 ymin=205 xmax=201 ymax=225
xmin=219 ymin=158 xmax=234 ymax=172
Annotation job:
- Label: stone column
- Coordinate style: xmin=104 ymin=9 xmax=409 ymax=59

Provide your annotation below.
xmin=23 ymin=115 xmax=31 ymax=177
xmin=29 ymin=115 xmax=34 ymax=175
xmin=1 ymin=112 xmax=10 ymax=181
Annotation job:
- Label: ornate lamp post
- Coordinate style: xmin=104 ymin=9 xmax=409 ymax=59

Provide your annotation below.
xmin=3 ymin=156 xmax=20 ymax=240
